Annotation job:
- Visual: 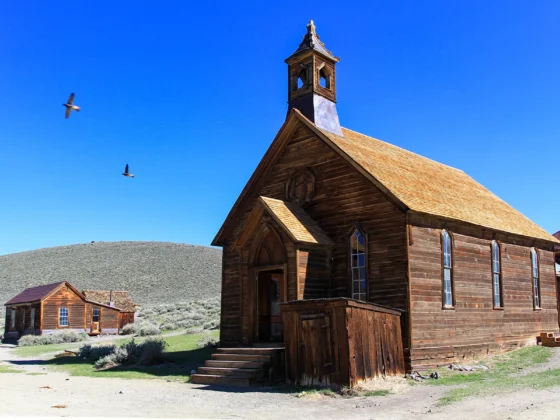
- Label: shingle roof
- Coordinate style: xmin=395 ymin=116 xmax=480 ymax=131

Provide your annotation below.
xmin=259 ymin=197 xmax=333 ymax=246
xmin=5 ymin=282 xmax=64 ymax=305
xmin=82 ymin=290 xmax=136 ymax=312
xmin=316 ymin=126 xmax=558 ymax=243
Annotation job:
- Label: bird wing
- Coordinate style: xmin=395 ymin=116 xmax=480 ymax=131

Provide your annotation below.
xmin=124 ymin=164 xmax=129 ymax=174
xmin=65 ymin=107 xmax=72 ymax=119
xmin=67 ymin=93 xmax=75 ymax=105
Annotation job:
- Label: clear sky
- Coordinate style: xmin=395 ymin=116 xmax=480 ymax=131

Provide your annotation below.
xmin=0 ymin=1 xmax=558 ymax=255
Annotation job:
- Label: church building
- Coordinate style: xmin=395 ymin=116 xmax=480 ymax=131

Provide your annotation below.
xmin=200 ymin=21 xmax=559 ymax=384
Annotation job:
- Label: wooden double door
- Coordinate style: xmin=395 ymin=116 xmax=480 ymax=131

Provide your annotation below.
xmin=256 ymin=270 xmax=285 ymax=342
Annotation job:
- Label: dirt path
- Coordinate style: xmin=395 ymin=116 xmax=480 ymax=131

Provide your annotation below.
xmin=1 ymin=345 xmax=560 ymax=419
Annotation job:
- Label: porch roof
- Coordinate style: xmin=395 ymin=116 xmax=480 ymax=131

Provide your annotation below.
xmin=259 ymin=196 xmax=333 ymax=246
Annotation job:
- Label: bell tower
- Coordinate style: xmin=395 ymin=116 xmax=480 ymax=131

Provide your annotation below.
xmin=285 ymin=20 xmax=343 ymax=136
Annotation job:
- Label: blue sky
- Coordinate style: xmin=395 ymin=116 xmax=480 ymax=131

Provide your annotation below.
xmin=0 ymin=1 xmax=558 ymax=255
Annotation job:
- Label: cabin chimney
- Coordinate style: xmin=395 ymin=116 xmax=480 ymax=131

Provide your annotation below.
xmin=285 ymin=20 xmax=343 ymax=136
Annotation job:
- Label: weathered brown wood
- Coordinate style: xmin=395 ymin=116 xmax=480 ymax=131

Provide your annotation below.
xmin=282 ymin=298 xmax=404 ymax=388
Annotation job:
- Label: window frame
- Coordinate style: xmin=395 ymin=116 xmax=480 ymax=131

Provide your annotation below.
xmin=441 ymin=229 xmax=455 ymax=309
xmin=491 ymin=240 xmax=504 ymax=309
xmin=348 ymin=224 xmax=368 ymax=302
xmin=92 ymin=307 xmax=100 ymax=323
xmin=530 ymin=248 xmax=541 ymax=310
xmin=59 ymin=307 xmax=69 ymax=327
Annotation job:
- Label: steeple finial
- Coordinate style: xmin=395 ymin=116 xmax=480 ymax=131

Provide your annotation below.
xmin=287 ymin=20 xmax=339 ymax=62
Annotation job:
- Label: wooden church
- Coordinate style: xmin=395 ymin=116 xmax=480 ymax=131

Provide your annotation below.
xmin=192 ymin=21 xmax=559 ymax=387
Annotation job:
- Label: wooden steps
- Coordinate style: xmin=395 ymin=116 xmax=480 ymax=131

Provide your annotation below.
xmin=190 ymin=346 xmax=285 ymax=387
xmin=540 ymin=332 xmax=560 ymax=347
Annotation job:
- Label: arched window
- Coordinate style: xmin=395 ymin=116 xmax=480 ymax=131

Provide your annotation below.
xmin=491 ymin=241 xmax=503 ymax=308
xmin=531 ymin=248 xmax=540 ymax=309
xmin=350 ymin=226 xmax=367 ymax=301
xmin=441 ymin=230 xmax=454 ymax=307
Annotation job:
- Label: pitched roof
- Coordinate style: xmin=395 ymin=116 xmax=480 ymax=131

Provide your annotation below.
xmin=315 ymin=125 xmax=558 ymax=243
xmin=259 ymin=197 xmax=333 ymax=246
xmin=82 ymin=290 xmax=136 ymax=312
xmin=5 ymin=281 xmax=64 ymax=305
xmin=286 ymin=20 xmax=338 ymax=62
xmin=213 ymin=110 xmax=558 ymax=246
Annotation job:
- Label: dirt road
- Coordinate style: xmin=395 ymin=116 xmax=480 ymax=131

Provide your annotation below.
xmin=1 ymin=345 xmax=559 ymax=419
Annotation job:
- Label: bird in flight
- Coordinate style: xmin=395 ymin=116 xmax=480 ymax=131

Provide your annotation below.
xmin=122 ymin=164 xmax=135 ymax=178
xmin=63 ymin=93 xmax=81 ymax=119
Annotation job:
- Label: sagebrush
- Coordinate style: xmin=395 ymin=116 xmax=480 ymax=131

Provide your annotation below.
xmin=80 ymin=338 xmax=167 ymax=369
xmin=18 ymin=331 xmax=88 ymax=347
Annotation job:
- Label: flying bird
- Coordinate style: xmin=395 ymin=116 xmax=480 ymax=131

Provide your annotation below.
xmin=63 ymin=93 xmax=81 ymax=119
xmin=122 ymin=164 xmax=135 ymax=178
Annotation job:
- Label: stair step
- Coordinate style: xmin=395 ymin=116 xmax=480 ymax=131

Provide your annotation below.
xmin=217 ymin=347 xmax=283 ymax=355
xmin=190 ymin=374 xmax=252 ymax=387
xmin=212 ymin=353 xmax=271 ymax=362
xmin=198 ymin=367 xmax=261 ymax=378
xmin=205 ymin=360 xmax=264 ymax=369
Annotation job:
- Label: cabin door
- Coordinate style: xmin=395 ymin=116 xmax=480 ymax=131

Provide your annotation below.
xmin=257 ymin=270 xmax=285 ymax=342
xmin=91 ymin=308 xmax=100 ymax=334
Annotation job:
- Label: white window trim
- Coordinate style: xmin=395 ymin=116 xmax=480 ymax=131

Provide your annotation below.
xmin=59 ymin=307 xmax=69 ymax=327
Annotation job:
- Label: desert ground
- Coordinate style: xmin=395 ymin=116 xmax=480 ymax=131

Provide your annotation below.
xmin=1 ymin=340 xmax=560 ymax=420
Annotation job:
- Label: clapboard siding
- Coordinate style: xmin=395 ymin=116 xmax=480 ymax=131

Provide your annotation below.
xmin=409 ymin=216 xmax=558 ymax=368
xmin=298 ymin=248 xmax=330 ymax=299
xmin=42 ymin=285 xmax=86 ymax=331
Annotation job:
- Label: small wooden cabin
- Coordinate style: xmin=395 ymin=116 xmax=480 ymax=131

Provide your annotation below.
xmin=4 ymin=281 xmax=134 ymax=339
xmin=82 ymin=290 xmax=137 ymax=330
xmin=194 ymin=21 xmax=560 ymax=386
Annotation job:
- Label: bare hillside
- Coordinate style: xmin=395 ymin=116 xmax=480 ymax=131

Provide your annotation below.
xmin=0 ymin=241 xmax=222 ymax=327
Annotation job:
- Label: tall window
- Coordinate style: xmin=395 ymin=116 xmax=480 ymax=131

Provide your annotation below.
xmin=491 ymin=241 xmax=503 ymax=308
xmin=10 ymin=309 xmax=15 ymax=328
xmin=92 ymin=308 xmax=100 ymax=323
xmin=350 ymin=226 xmax=367 ymax=301
xmin=59 ymin=307 xmax=69 ymax=327
xmin=531 ymin=248 xmax=540 ymax=309
xmin=442 ymin=230 xmax=454 ymax=307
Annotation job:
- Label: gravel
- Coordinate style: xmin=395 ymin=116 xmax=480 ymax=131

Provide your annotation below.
xmin=0 ymin=241 xmax=222 ymax=329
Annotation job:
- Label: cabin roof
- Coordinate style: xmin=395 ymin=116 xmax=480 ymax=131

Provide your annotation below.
xmin=213 ymin=110 xmax=558 ymax=245
xmin=259 ymin=196 xmax=333 ymax=246
xmin=82 ymin=290 xmax=136 ymax=312
xmin=5 ymin=281 xmax=65 ymax=305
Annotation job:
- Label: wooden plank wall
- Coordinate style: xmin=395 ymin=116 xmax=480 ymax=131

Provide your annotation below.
xmin=4 ymin=303 xmax=41 ymax=336
xmin=119 ymin=313 xmax=135 ymax=329
xmin=282 ymin=299 xmax=404 ymax=387
xmin=42 ymin=285 xmax=86 ymax=331
xmin=409 ymin=215 xmax=559 ymax=368
xmin=223 ymin=123 xmax=409 ymax=348
xmin=100 ymin=306 xmax=119 ymax=330
xmin=298 ymin=248 xmax=330 ymax=299
xmin=220 ymin=245 xmax=243 ymax=345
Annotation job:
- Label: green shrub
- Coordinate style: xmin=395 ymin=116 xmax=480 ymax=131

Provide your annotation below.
xmin=137 ymin=323 xmax=161 ymax=336
xmin=18 ymin=331 xmax=88 ymax=347
xmin=140 ymin=338 xmax=167 ymax=365
xmin=120 ymin=323 xmax=136 ymax=335
xmin=185 ymin=327 xmax=204 ymax=335
xmin=197 ymin=333 xmax=219 ymax=349
xmin=78 ymin=343 xmax=116 ymax=361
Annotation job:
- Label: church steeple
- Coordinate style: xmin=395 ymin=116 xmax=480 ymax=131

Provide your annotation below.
xmin=285 ymin=20 xmax=342 ymax=136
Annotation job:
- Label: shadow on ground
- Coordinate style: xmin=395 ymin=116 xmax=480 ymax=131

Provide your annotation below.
xmin=8 ymin=347 xmax=215 ymax=379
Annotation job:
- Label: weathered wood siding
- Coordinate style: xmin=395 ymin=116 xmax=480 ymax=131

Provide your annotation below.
xmin=298 ymin=248 xmax=330 ymax=299
xmin=222 ymin=123 xmax=409 ymax=348
xmin=119 ymin=312 xmax=135 ymax=329
xmin=100 ymin=306 xmax=119 ymax=332
xmin=42 ymin=285 xmax=86 ymax=332
xmin=282 ymin=298 xmax=404 ymax=387
xmin=409 ymin=215 xmax=559 ymax=368
xmin=4 ymin=303 xmax=41 ymax=337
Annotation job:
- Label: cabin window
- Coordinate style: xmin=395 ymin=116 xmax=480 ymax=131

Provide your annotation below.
xmin=10 ymin=309 xmax=16 ymax=328
xmin=441 ymin=230 xmax=454 ymax=308
xmin=350 ymin=226 xmax=367 ymax=301
xmin=491 ymin=241 xmax=503 ymax=308
xmin=30 ymin=308 xmax=35 ymax=328
xmin=59 ymin=307 xmax=69 ymax=327
xmin=92 ymin=308 xmax=100 ymax=323
xmin=531 ymin=248 xmax=540 ymax=309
